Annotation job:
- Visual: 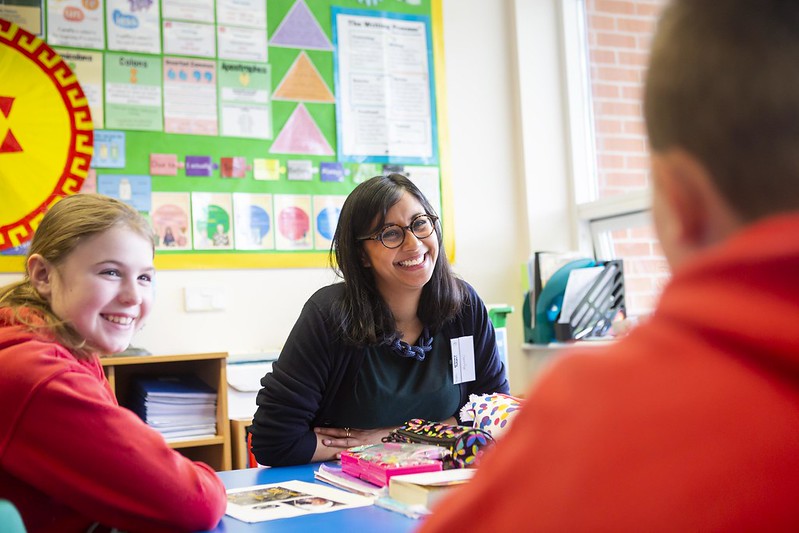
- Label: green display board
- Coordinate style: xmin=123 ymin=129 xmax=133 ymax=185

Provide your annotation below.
xmin=0 ymin=0 xmax=453 ymax=271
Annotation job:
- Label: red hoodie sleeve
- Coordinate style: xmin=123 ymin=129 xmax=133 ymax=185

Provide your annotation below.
xmin=3 ymin=366 xmax=227 ymax=532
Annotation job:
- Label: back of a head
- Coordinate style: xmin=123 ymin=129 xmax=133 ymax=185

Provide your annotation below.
xmin=645 ymin=0 xmax=799 ymax=221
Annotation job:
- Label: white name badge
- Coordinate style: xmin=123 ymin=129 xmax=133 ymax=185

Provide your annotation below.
xmin=450 ymin=335 xmax=476 ymax=385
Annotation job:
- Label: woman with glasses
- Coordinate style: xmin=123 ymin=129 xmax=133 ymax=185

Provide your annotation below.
xmin=250 ymin=174 xmax=509 ymax=466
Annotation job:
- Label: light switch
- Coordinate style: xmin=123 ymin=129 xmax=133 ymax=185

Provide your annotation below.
xmin=184 ymin=286 xmax=227 ymax=312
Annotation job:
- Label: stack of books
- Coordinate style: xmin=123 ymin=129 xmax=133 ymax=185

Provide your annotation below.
xmin=129 ymin=375 xmax=217 ymax=439
xmin=387 ymin=469 xmax=475 ymax=512
xmin=314 ymin=461 xmax=476 ymax=519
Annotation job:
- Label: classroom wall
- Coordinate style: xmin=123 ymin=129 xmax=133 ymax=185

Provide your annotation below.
xmin=0 ymin=0 xmax=571 ymax=395
xmin=439 ymin=0 xmax=525 ymax=392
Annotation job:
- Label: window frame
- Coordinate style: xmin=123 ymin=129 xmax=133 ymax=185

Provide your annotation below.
xmin=559 ymin=0 xmax=655 ymax=259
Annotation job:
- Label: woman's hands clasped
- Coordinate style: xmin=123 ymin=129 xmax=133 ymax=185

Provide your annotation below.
xmin=312 ymin=426 xmax=395 ymax=461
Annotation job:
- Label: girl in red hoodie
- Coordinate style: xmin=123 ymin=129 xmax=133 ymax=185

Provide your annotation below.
xmin=0 ymin=194 xmax=226 ymax=532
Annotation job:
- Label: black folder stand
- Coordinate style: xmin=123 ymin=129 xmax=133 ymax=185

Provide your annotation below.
xmin=553 ymin=259 xmax=626 ymax=342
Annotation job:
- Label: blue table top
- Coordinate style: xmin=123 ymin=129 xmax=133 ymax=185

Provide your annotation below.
xmin=206 ymin=464 xmax=418 ymax=532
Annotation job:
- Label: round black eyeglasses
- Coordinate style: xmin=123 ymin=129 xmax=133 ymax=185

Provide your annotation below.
xmin=358 ymin=214 xmax=439 ymax=249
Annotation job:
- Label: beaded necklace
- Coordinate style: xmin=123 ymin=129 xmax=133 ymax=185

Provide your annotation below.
xmin=387 ymin=327 xmax=433 ymax=361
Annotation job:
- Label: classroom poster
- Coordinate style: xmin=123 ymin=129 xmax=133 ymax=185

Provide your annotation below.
xmin=273 ymin=51 xmax=335 ymax=103
xmin=163 ymin=57 xmax=218 ymax=135
xmin=217 ymin=24 xmax=267 ymax=63
xmin=57 ymin=48 xmax=105 ymax=128
xmin=219 ymin=156 xmax=247 ymax=178
xmin=216 ymin=0 xmax=268 ymax=63
xmin=332 ymin=8 xmax=437 ymax=164
xmin=162 ymin=0 xmax=213 ymax=23
xmin=47 ymin=0 xmax=104 ymax=49
xmin=216 ymin=0 xmax=265 ymax=29
xmin=150 ymin=153 xmax=180 ymax=175
xmin=97 ymin=174 xmax=152 ymax=211
xmin=151 ymin=192 xmax=192 ymax=250
xmin=405 ymin=165 xmax=442 ymax=216
xmin=218 ymin=60 xmax=272 ymax=139
xmin=0 ymin=241 xmax=30 ymax=257
xmin=0 ymin=1 xmax=43 ymax=36
xmin=270 ymin=103 xmax=334 ymax=156
xmin=104 ymin=53 xmax=163 ymax=131
xmin=185 ymin=155 xmax=215 ymax=176
xmin=352 ymin=163 xmax=383 ymax=184
xmin=233 ymin=193 xmax=274 ymax=250
xmin=269 ymin=0 xmax=332 ymax=51
xmin=287 ymin=159 xmax=312 ymax=181
xmin=91 ymin=130 xmax=125 ymax=168
xmin=253 ymin=158 xmax=281 ymax=180
xmin=313 ymin=195 xmax=345 ymax=250
xmin=320 ymin=162 xmax=345 ymax=182
xmin=192 ymin=192 xmax=234 ymax=250
xmin=80 ymin=169 xmax=98 ymax=194
xmin=106 ymin=0 xmax=161 ymax=54
xmin=163 ymin=20 xmax=215 ymax=58
xmin=274 ymin=195 xmax=312 ymax=251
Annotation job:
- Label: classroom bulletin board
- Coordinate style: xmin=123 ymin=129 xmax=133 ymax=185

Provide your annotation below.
xmin=0 ymin=0 xmax=453 ymax=271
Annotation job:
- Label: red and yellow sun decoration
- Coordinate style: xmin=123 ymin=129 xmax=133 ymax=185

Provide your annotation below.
xmin=0 ymin=18 xmax=93 ymax=251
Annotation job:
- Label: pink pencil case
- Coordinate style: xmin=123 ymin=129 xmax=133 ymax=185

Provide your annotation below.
xmin=340 ymin=442 xmax=446 ymax=487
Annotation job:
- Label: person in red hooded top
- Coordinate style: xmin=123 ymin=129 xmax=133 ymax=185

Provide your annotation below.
xmin=0 ymin=194 xmax=226 ymax=532
xmin=420 ymin=0 xmax=799 ymax=530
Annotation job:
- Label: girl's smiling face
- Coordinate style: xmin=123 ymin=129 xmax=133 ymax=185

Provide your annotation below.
xmin=33 ymin=225 xmax=155 ymax=355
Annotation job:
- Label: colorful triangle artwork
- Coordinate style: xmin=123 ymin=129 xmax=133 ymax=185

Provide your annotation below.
xmin=0 ymin=96 xmax=14 ymax=118
xmin=0 ymin=129 xmax=22 ymax=153
xmin=273 ymin=52 xmax=335 ymax=103
xmin=270 ymin=0 xmax=333 ymax=51
xmin=270 ymin=103 xmax=334 ymax=156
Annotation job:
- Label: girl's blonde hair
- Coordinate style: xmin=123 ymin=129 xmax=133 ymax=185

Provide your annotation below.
xmin=0 ymin=194 xmax=155 ymax=358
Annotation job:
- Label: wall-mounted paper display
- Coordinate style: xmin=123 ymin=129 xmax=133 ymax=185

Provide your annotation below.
xmin=92 ymin=130 xmax=125 ymax=168
xmin=104 ymin=53 xmax=163 ymax=131
xmin=151 ymin=191 xmax=192 ymax=250
xmin=233 ymin=193 xmax=274 ymax=250
xmin=97 ymin=174 xmax=152 ymax=211
xmin=274 ymin=194 xmax=312 ymax=251
xmin=253 ymin=158 xmax=282 ymax=181
xmin=47 ymin=0 xmax=105 ymax=50
xmin=313 ymin=195 xmax=345 ymax=250
xmin=192 ymin=192 xmax=234 ymax=250
xmin=0 ymin=0 xmax=453 ymax=272
xmin=106 ymin=0 xmax=161 ymax=54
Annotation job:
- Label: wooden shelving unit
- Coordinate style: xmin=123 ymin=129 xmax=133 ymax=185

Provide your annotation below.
xmin=101 ymin=352 xmax=231 ymax=471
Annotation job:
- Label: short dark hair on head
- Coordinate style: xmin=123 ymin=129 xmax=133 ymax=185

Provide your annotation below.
xmin=329 ymin=173 xmax=464 ymax=346
xmin=644 ymin=0 xmax=799 ymax=221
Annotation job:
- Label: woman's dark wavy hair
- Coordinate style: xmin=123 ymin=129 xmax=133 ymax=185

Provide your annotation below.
xmin=329 ymin=173 xmax=465 ymax=346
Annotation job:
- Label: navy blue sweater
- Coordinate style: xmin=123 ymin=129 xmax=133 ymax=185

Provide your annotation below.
xmin=250 ymin=280 xmax=509 ymax=466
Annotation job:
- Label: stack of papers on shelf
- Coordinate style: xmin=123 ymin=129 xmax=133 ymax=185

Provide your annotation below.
xmin=129 ymin=375 xmax=217 ymax=439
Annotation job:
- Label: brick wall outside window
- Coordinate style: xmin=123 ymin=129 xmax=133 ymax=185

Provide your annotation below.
xmin=585 ymin=0 xmax=669 ymax=315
